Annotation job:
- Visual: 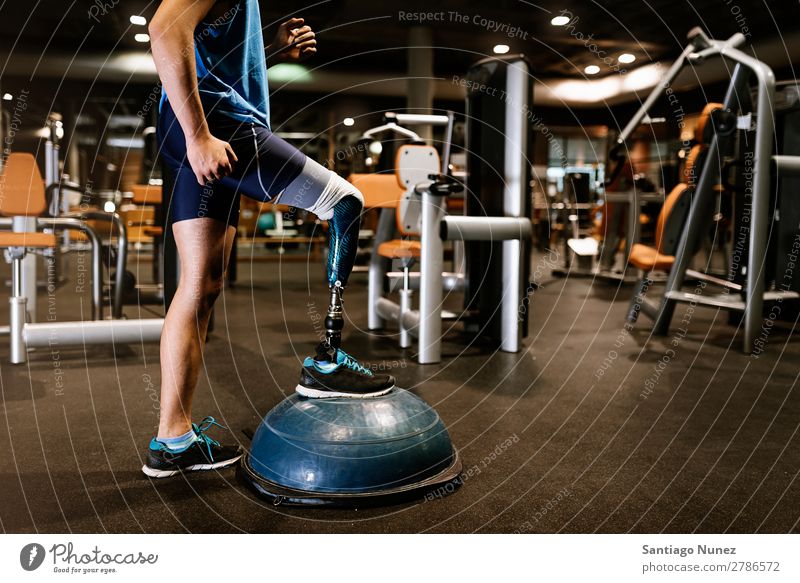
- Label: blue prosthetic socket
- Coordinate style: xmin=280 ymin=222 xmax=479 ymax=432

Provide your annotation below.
xmin=280 ymin=159 xmax=365 ymax=350
xmin=324 ymin=194 xmax=362 ymax=350
xmin=326 ymin=195 xmax=362 ymax=288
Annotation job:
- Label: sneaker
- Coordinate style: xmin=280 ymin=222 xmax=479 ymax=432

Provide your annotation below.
xmin=295 ymin=343 xmax=395 ymax=399
xmin=142 ymin=417 xmax=243 ymax=478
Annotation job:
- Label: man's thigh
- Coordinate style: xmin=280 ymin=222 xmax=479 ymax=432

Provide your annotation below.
xmin=219 ymin=121 xmax=307 ymax=203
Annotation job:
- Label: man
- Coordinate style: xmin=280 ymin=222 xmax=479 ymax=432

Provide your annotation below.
xmin=144 ymin=0 xmax=394 ymax=478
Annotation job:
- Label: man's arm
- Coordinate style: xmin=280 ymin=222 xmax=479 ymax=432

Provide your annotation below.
xmin=149 ymin=0 xmax=237 ymax=185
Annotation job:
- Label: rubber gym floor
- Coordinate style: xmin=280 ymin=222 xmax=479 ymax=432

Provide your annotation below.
xmin=1 ymin=251 xmax=798 ymax=534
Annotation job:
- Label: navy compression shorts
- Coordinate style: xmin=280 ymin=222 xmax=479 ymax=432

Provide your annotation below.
xmin=157 ymin=101 xmax=306 ymax=227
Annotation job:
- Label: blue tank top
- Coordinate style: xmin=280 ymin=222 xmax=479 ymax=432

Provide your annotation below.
xmin=160 ymin=0 xmax=270 ymax=129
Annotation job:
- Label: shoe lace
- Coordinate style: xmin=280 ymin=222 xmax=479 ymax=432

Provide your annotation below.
xmin=191 ymin=416 xmax=224 ymax=461
xmin=338 ymin=349 xmax=373 ymax=376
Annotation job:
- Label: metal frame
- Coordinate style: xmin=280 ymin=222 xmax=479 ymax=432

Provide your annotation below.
xmin=373 ymin=174 xmax=532 ymax=364
xmin=5 ymin=242 xmax=163 ymax=364
xmin=617 ymin=28 xmax=800 ymax=352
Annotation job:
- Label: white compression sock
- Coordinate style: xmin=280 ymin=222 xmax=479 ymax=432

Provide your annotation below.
xmin=279 ymin=157 xmax=363 ymax=220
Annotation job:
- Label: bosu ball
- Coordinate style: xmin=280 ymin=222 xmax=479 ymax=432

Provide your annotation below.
xmin=239 ymin=388 xmax=461 ymax=506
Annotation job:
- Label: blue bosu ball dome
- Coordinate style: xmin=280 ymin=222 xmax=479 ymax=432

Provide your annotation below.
xmin=239 ymin=389 xmax=461 ymax=506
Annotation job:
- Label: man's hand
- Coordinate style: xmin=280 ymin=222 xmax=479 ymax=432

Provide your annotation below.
xmin=186 ymin=134 xmax=238 ymax=185
xmin=268 ymin=17 xmax=317 ymax=63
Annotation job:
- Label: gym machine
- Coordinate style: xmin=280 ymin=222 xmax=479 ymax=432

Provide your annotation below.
xmin=8 ymin=115 xmax=131 ymax=322
xmin=616 ymin=27 xmax=800 ymax=352
xmin=0 ymin=144 xmax=162 ymax=363
xmin=369 ymin=55 xmax=533 ymax=364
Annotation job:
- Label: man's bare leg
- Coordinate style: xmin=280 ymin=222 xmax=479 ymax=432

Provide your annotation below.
xmin=157 ymin=218 xmax=236 ymax=438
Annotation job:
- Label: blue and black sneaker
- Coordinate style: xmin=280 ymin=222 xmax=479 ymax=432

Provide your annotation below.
xmin=142 ymin=417 xmax=243 ymax=478
xmin=296 ymin=343 xmax=395 ymax=399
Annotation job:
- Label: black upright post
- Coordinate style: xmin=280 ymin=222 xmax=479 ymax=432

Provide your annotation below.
xmin=162 ymin=161 xmax=179 ymax=311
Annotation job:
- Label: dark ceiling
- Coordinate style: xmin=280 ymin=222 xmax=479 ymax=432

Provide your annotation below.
xmin=0 ymin=0 xmax=795 ymax=137
xmin=0 ymin=0 xmax=797 ymax=80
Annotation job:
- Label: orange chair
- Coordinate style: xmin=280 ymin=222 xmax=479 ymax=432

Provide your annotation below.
xmin=357 ymin=144 xmax=440 ymax=346
xmin=0 ymin=153 xmax=57 ymax=362
xmin=626 ymin=183 xmax=693 ymax=323
xmin=626 ymin=103 xmax=727 ymax=324
xmin=129 ymin=183 xmax=164 ymax=239
xmin=683 ymin=103 xmax=723 ymax=187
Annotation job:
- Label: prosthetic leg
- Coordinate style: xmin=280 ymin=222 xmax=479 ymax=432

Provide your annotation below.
xmin=321 ymin=194 xmax=362 ymax=355
xmin=284 ymin=171 xmax=394 ymax=398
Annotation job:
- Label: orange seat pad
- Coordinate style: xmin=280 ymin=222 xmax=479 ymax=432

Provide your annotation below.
xmin=377 ymin=239 xmax=421 ymax=259
xmin=0 ymin=231 xmax=57 ymax=248
xmin=629 ymin=243 xmax=675 ymax=271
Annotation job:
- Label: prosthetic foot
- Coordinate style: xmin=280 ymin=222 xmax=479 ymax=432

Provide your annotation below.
xmin=296 ymin=193 xmax=394 ymax=398
xmin=296 ymin=282 xmax=394 ymax=399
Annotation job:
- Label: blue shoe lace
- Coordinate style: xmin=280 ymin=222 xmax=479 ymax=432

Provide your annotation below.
xmin=337 ymin=349 xmax=374 ymax=376
xmin=191 ymin=416 xmax=225 ymax=462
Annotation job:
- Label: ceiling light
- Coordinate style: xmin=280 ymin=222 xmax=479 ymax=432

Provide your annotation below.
xmin=343 ymin=117 xmax=355 ymax=127
xmin=130 ymin=15 xmax=147 ymax=26
xmin=551 ymin=15 xmax=570 ymax=26
xmin=618 ymin=53 xmax=636 ymax=64
xmin=493 ymin=44 xmax=510 ymax=55
xmin=2 ymin=93 xmax=12 ymax=101
xmin=134 ymin=33 xmax=150 ymax=43
xmin=584 ymin=65 xmax=600 ymax=75
xmin=267 ymin=63 xmax=311 ymax=83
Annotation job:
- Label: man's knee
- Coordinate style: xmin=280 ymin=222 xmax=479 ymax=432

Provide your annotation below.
xmin=180 ymin=273 xmax=224 ymax=315
xmin=201 ymin=276 xmax=224 ymax=312
xmin=285 ymin=160 xmax=363 ymax=220
xmin=332 ymin=173 xmax=363 ymax=205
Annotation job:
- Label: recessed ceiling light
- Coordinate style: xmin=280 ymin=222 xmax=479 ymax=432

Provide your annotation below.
xmin=584 ymin=65 xmax=600 ymax=75
xmin=551 ymin=15 xmax=570 ymax=26
xmin=493 ymin=44 xmax=510 ymax=55
xmin=130 ymin=15 xmax=147 ymax=26
xmin=618 ymin=53 xmax=636 ymax=64
xmin=134 ymin=33 xmax=150 ymax=43
xmin=343 ymin=117 xmax=355 ymax=127
xmin=2 ymin=93 xmax=12 ymax=101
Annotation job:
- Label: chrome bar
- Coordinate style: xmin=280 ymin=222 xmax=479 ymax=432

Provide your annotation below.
xmin=368 ymin=208 xmax=396 ymax=330
xmin=384 ymin=113 xmax=451 ymax=126
xmin=67 ymin=211 xmax=127 ymax=319
xmin=418 ymin=188 xmax=446 ymax=364
xmin=24 ymin=318 xmax=164 ymax=347
xmin=773 ymin=155 xmax=800 ymax=174
xmin=386 ymin=271 xmax=464 ymax=293
xmin=441 ymin=216 xmax=532 ymax=241
xmin=38 ymin=217 xmax=103 ymax=320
